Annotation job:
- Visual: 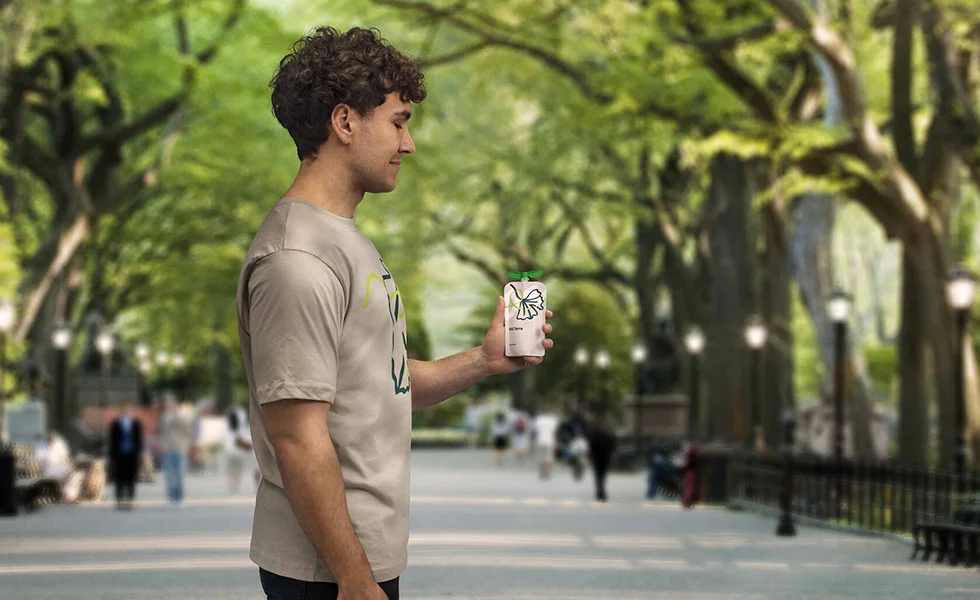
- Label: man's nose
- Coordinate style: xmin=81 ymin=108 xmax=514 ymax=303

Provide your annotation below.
xmin=401 ymin=130 xmax=416 ymax=154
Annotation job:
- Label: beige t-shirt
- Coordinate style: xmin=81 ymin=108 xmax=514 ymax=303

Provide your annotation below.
xmin=237 ymin=197 xmax=412 ymax=583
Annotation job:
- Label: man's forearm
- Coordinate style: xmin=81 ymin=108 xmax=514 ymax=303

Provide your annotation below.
xmin=276 ymin=438 xmax=374 ymax=586
xmin=409 ymin=348 xmax=491 ymax=411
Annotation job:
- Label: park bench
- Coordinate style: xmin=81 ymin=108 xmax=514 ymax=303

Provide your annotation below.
xmin=911 ymin=519 xmax=980 ymax=567
xmin=11 ymin=445 xmax=62 ymax=512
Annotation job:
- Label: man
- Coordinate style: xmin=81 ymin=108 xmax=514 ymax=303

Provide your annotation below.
xmin=108 ymin=401 xmax=143 ymax=510
xmin=159 ymin=397 xmax=195 ymax=505
xmin=587 ymin=414 xmax=617 ymax=503
xmin=238 ymin=27 xmax=554 ymax=600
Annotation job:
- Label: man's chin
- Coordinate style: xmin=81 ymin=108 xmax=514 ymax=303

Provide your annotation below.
xmin=366 ymin=181 xmax=397 ymax=194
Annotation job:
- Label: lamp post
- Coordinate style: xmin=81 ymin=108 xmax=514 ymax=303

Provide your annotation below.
xmin=632 ymin=342 xmax=647 ymax=466
xmin=574 ymin=347 xmax=589 ymax=414
xmin=171 ymin=353 xmax=186 ymax=399
xmin=595 ymin=349 xmax=610 ymax=416
xmin=51 ymin=325 xmax=72 ymax=434
xmin=827 ymin=288 xmax=851 ymax=521
xmin=775 ymin=407 xmax=797 ymax=536
xmin=0 ymin=301 xmax=15 ymax=445
xmin=684 ymin=327 xmax=705 ymax=439
xmin=0 ymin=301 xmax=14 ymax=517
xmin=96 ymin=332 xmax=114 ymax=409
xmin=155 ymin=350 xmax=170 ymax=399
xmin=744 ymin=318 xmax=768 ymax=450
xmin=947 ymin=266 xmax=977 ymax=492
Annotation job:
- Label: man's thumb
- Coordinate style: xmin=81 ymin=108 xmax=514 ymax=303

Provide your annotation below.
xmin=493 ymin=296 xmax=506 ymax=327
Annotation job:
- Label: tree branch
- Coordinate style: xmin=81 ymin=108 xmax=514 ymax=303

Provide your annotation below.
xmin=764 ymin=0 xmax=935 ymax=234
xmin=376 ymin=0 xmax=709 ymax=127
xmin=675 ymin=0 xmax=779 ymax=123
xmin=421 ymin=41 xmax=492 ymax=67
xmin=892 ymin=0 xmax=917 ymax=172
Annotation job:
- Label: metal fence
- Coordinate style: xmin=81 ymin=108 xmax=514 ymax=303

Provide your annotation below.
xmin=730 ymin=451 xmax=980 ymax=534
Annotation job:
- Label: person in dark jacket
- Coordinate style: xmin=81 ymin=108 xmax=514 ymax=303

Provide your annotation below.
xmin=587 ymin=414 xmax=617 ymax=502
xmin=108 ymin=400 xmax=144 ymax=510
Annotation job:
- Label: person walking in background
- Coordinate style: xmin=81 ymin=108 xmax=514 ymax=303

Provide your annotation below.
xmin=225 ymin=405 xmax=253 ymax=494
xmin=679 ymin=437 xmax=701 ymax=509
xmin=491 ymin=412 xmax=510 ymax=466
xmin=587 ymin=414 xmax=616 ymax=503
xmin=159 ymin=396 xmax=195 ymax=505
xmin=646 ymin=447 xmax=672 ymax=500
xmin=532 ymin=411 xmax=559 ymax=480
xmin=108 ymin=400 xmax=143 ymax=510
xmin=512 ymin=410 xmax=530 ymax=464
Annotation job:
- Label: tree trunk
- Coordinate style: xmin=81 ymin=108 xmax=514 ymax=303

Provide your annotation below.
xmin=898 ymin=250 xmax=930 ymax=465
xmin=761 ymin=203 xmax=794 ymax=450
xmin=904 ymin=235 xmax=956 ymax=468
xmin=704 ymin=154 xmax=756 ymax=442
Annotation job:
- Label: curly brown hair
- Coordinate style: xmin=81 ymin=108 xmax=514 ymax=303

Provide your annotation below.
xmin=270 ymin=27 xmax=427 ymax=161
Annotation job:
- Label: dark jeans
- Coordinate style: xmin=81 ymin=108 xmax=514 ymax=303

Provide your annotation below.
xmin=593 ymin=460 xmax=609 ymax=501
xmin=260 ymin=569 xmax=399 ymax=600
xmin=113 ymin=454 xmax=138 ymax=505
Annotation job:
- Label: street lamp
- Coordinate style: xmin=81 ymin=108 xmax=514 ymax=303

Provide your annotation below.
xmin=0 ymin=300 xmax=15 ymax=445
xmin=744 ymin=318 xmax=768 ymax=450
xmin=595 ymin=349 xmax=610 ymax=416
xmin=827 ymin=288 xmax=851 ymax=522
xmin=632 ymin=343 xmax=647 ymax=467
xmin=96 ymin=332 xmax=114 ymax=408
xmin=776 ymin=407 xmax=797 ymax=537
xmin=574 ymin=347 xmax=589 ymax=413
xmin=948 ymin=266 xmax=977 ymax=491
xmin=51 ymin=325 xmax=72 ymax=435
xmin=684 ymin=327 xmax=705 ymax=438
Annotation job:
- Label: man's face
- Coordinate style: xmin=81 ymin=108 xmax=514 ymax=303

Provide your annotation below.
xmin=350 ymin=92 xmax=416 ymax=194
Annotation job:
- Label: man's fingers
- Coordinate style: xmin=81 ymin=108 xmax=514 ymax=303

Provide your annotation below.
xmin=543 ymin=324 xmax=553 ymax=334
xmin=543 ymin=339 xmax=554 ymax=349
xmin=545 ymin=310 xmax=553 ymax=319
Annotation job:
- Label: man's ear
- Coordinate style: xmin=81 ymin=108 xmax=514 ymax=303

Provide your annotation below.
xmin=330 ymin=104 xmax=356 ymax=144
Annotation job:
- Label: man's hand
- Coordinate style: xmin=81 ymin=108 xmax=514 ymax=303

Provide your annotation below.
xmin=479 ymin=295 xmax=554 ymax=375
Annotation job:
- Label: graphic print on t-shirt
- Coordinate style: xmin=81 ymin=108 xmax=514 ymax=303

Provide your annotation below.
xmin=364 ymin=258 xmax=410 ymax=396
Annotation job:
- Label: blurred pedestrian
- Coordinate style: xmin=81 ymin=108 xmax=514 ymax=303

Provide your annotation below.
xmin=160 ymin=397 xmax=195 ymax=505
xmin=490 ymin=412 xmax=510 ymax=466
xmin=108 ymin=400 xmax=143 ymax=510
xmin=532 ymin=412 xmax=559 ymax=479
xmin=646 ymin=448 xmax=671 ymax=499
xmin=512 ymin=410 xmax=530 ymax=463
xmin=679 ymin=437 xmax=701 ymax=509
xmin=225 ymin=405 xmax=253 ymax=494
xmin=587 ymin=414 xmax=616 ymax=503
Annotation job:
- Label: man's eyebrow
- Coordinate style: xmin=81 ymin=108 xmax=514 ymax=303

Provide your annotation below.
xmin=394 ymin=110 xmax=412 ymax=121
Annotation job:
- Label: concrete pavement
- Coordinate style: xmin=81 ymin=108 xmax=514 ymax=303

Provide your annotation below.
xmin=1 ymin=448 xmax=979 ymax=599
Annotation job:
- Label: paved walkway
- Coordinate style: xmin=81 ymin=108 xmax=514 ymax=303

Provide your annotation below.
xmin=2 ymin=448 xmax=979 ymax=599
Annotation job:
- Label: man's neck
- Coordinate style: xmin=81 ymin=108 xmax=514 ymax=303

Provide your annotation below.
xmin=283 ymin=155 xmax=363 ymax=219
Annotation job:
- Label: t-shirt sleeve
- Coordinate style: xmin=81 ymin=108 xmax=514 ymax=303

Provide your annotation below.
xmin=246 ymin=250 xmax=348 ymax=406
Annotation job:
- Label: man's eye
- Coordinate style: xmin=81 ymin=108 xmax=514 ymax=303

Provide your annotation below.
xmin=395 ymin=124 xmax=403 ymax=130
